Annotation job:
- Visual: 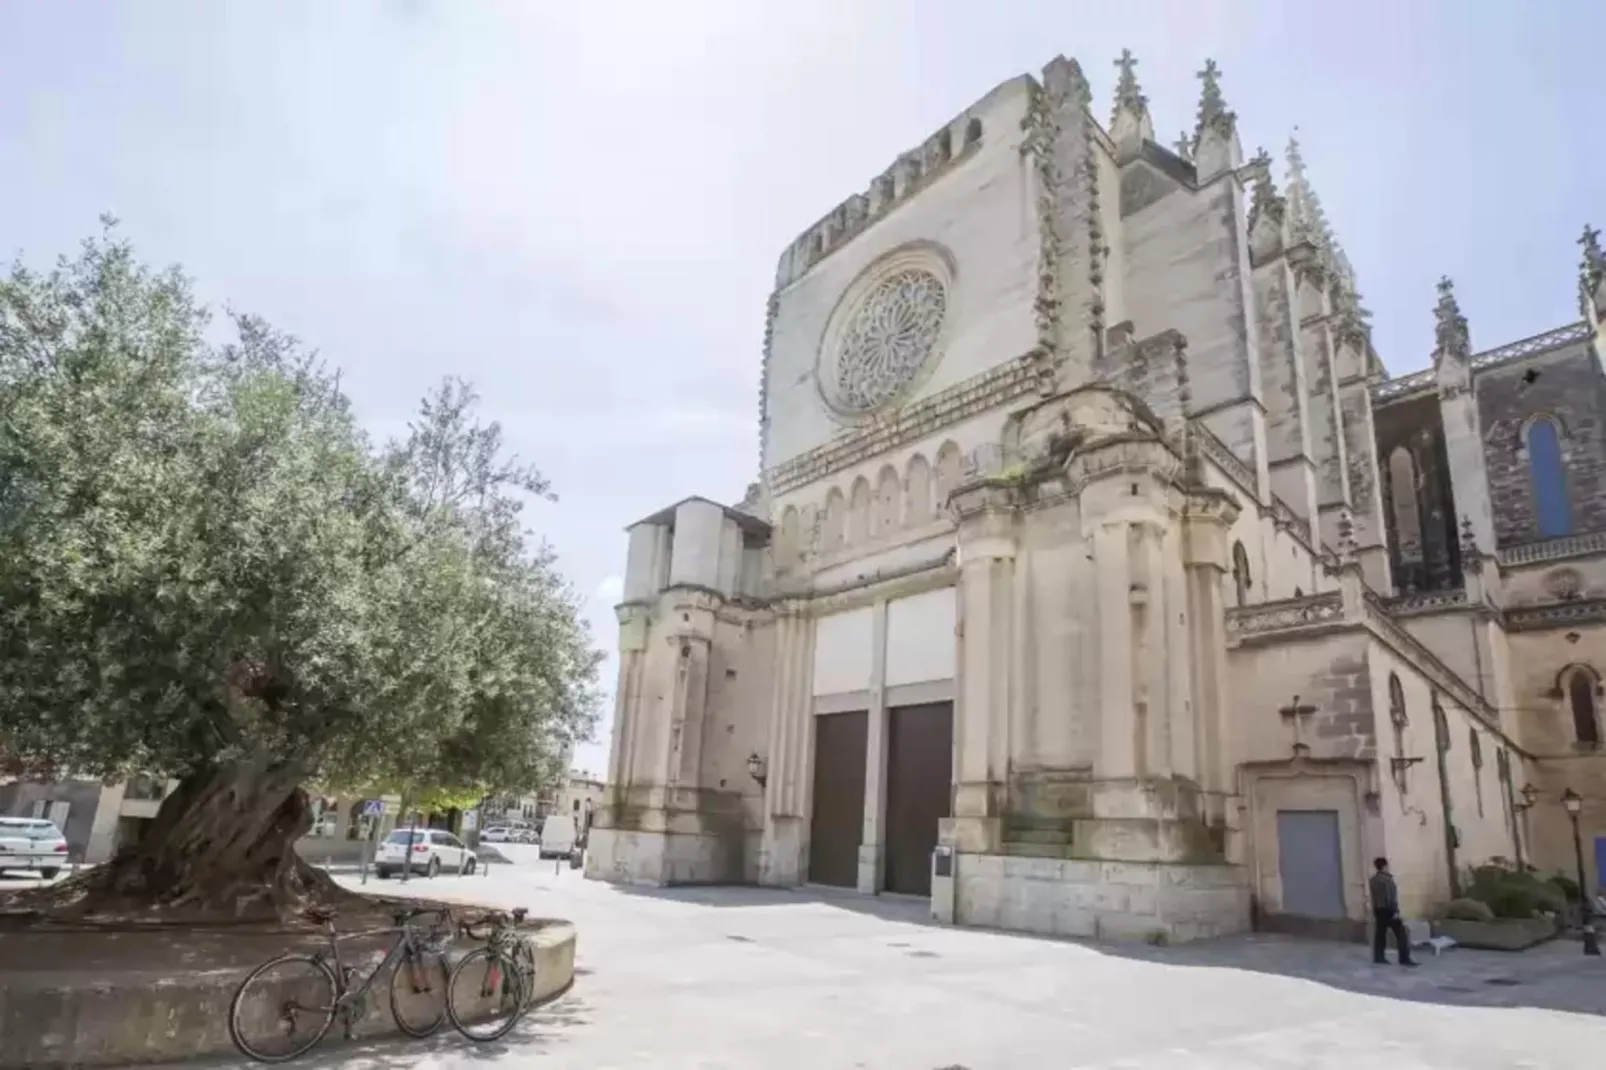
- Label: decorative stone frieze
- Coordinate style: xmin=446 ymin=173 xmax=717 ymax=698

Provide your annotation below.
xmin=766 ymin=353 xmax=1040 ymax=494
xmin=1225 ymin=591 xmax=1344 ymax=638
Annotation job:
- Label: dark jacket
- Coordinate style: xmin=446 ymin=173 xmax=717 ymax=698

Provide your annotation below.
xmin=1369 ymin=871 xmax=1400 ymax=915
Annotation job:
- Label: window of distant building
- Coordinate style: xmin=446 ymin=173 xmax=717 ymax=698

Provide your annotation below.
xmin=1525 ymin=416 xmax=1572 ymax=538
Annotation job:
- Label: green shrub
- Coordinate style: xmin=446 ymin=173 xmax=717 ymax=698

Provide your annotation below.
xmin=1464 ymin=863 xmax=1567 ymax=919
xmin=1548 ymin=874 xmax=1582 ymax=903
xmin=1444 ymin=897 xmax=1496 ymax=922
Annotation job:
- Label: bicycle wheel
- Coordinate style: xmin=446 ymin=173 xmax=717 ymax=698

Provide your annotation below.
xmin=510 ymin=936 xmax=538 ymax=1004
xmin=389 ymin=947 xmax=450 ymax=1037
xmin=446 ymin=946 xmax=529 ymax=1042
xmin=229 ymin=953 xmax=339 ymax=1063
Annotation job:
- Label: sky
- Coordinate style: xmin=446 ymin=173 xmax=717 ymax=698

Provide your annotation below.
xmin=1 ymin=1 xmax=1600 ymax=777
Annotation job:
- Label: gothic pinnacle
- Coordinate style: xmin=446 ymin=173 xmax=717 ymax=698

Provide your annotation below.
xmin=1193 ymin=58 xmax=1237 ymax=148
xmin=1112 ymin=48 xmax=1148 ymax=124
xmin=1246 ymin=146 xmax=1285 ymax=235
xmin=1173 ymin=130 xmax=1193 ymax=160
xmin=1580 ymin=223 xmax=1604 ymax=318
xmin=1433 ymin=276 xmax=1471 ymax=364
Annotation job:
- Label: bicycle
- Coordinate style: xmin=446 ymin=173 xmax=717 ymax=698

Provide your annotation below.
xmin=446 ymin=907 xmax=537 ymax=1042
xmin=228 ymin=904 xmax=454 ymax=1063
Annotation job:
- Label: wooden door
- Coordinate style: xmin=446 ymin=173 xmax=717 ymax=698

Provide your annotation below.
xmin=808 ymin=710 xmax=868 ymax=888
xmin=884 ymin=702 xmax=954 ymax=897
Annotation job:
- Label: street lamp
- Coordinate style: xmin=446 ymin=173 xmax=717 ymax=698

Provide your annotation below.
xmin=1561 ymin=788 xmax=1601 ymax=956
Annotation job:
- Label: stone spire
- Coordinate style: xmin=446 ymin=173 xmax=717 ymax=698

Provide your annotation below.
xmin=1109 ymin=49 xmax=1154 ymax=158
xmin=1286 ymin=133 xmax=1370 ymax=337
xmin=1245 ymin=147 xmax=1286 ymax=264
xmin=1285 ymin=134 xmax=1332 ymax=252
xmin=1246 ymin=148 xmax=1283 ymax=230
xmin=1173 ymin=130 xmax=1193 ymax=162
xmin=1432 ymin=276 xmax=1472 ymax=366
xmin=1580 ymin=223 xmax=1605 ymax=320
xmin=1191 ymin=59 xmax=1241 ymax=179
xmin=1192 ymin=59 xmax=1236 ymax=145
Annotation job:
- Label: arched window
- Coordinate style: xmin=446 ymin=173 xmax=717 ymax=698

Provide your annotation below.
xmin=1526 ymin=417 xmax=1572 ymax=538
xmin=848 ymin=477 xmax=872 ymax=545
xmin=1231 ymin=542 xmax=1251 ymax=607
xmin=905 ymin=454 xmax=932 ymax=524
xmin=1469 ymin=729 xmax=1484 ymax=816
xmin=873 ymin=466 xmax=902 ymax=537
xmin=1432 ymin=695 xmax=1449 ymax=753
xmin=1565 ymin=666 xmax=1601 ymax=745
xmin=1387 ymin=446 xmax=1424 ymax=564
xmin=1388 ymin=673 xmax=1409 ymax=791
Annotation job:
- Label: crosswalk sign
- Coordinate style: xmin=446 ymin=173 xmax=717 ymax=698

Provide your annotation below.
xmin=362 ymin=800 xmax=384 ymax=818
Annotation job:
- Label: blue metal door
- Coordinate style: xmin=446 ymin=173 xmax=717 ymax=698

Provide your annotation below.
xmin=1594 ymin=835 xmax=1604 ymax=896
xmin=1277 ymin=809 xmax=1346 ymax=919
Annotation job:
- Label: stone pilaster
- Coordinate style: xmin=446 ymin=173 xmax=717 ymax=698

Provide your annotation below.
xmin=1182 ymin=490 xmax=1240 ymax=831
xmin=1091 ymin=518 xmax=1136 ymax=779
xmin=760 ymin=602 xmax=814 ymax=885
xmin=1248 ymin=152 xmax=1322 ymax=534
xmin=945 ymin=480 xmax=1020 ymax=854
xmin=1336 ymin=335 xmax=1392 ymax=591
xmin=857 ymin=599 xmax=890 ymax=893
xmin=605 ymin=604 xmax=651 ymax=792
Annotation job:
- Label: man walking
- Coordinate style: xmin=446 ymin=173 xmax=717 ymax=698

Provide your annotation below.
xmin=1369 ymin=857 xmax=1417 ymax=966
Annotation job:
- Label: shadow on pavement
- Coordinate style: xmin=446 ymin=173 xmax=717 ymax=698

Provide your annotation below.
xmin=609 ymin=881 xmax=1606 ymax=1018
xmin=186 ymin=991 xmax=593 ymax=1070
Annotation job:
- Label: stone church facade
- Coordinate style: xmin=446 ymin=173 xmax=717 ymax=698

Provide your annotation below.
xmin=586 ymin=52 xmax=1606 ymax=943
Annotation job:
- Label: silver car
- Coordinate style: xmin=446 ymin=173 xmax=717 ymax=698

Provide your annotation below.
xmin=0 ymin=817 xmax=69 ymax=879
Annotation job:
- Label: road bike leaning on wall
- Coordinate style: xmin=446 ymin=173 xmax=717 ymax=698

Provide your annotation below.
xmin=228 ymin=904 xmax=454 ymax=1063
xmin=446 ymin=907 xmax=538 ymax=1042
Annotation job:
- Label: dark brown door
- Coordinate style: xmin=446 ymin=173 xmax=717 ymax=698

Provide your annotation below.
xmin=808 ymin=710 xmax=868 ymax=888
xmin=884 ymin=702 xmax=954 ymax=896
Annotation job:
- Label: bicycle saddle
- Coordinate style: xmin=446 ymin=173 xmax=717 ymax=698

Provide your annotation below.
xmin=304 ymin=905 xmax=337 ymax=924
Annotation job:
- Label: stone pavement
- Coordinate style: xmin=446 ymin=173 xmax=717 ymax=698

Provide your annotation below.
xmin=125 ymin=846 xmax=1605 ymax=1069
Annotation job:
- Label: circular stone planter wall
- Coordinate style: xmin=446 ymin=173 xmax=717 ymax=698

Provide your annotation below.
xmin=0 ymin=919 xmax=576 ymax=1069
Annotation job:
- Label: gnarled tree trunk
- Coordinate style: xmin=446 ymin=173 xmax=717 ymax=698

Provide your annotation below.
xmin=36 ymin=756 xmax=357 ymax=921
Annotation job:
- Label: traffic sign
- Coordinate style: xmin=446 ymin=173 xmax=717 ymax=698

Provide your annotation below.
xmin=361 ymin=799 xmax=384 ymax=818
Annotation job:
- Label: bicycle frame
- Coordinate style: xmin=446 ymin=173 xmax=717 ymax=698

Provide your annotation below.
xmin=315 ymin=909 xmax=447 ymax=1016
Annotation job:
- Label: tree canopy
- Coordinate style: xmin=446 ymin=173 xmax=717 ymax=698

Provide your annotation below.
xmin=0 ymin=225 xmax=599 ymax=913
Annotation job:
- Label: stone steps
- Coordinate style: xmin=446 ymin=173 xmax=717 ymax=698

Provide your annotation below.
xmin=1000 ymin=840 xmax=1079 ymax=859
xmin=1006 ymin=827 xmax=1075 ymax=846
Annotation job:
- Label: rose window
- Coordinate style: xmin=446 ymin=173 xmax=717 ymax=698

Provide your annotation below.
xmin=828 ymin=268 xmax=947 ymax=415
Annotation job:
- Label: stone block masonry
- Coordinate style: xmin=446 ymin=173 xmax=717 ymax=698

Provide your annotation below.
xmin=954 ymin=854 xmax=1248 ymax=943
xmin=1477 ymin=343 xmax=1606 ymax=547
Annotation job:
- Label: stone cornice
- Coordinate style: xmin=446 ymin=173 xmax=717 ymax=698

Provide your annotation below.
xmin=1498 ymin=530 xmax=1606 ymax=567
xmin=1505 ymin=597 xmax=1606 ymax=632
xmin=766 ymin=353 xmax=1041 ymax=495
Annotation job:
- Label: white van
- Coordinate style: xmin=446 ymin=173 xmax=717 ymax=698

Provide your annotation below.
xmin=538 ymin=814 xmax=576 ymax=860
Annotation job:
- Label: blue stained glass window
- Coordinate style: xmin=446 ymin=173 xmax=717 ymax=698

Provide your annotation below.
xmin=1527 ymin=418 xmax=1572 ymax=538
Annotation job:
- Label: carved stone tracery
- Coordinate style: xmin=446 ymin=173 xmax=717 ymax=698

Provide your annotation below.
xmin=829 ymin=268 xmax=947 ymax=415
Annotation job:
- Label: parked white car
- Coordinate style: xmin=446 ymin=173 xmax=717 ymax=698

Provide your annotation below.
xmin=373 ymin=828 xmax=477 ymax=878
xmin=0 ymin=817 xmax=69 ymax=879
xmin=480 ymin=826 xmax=512 ymax=843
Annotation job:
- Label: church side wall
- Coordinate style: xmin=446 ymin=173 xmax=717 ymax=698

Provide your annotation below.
xmin=1506 ymin=626 xmax=1606 ymax=893
xmin=701 ymin=614 xmax=775 ymax=882
xmin=1226 ymin=632 xmax=1378 ymax=924
xmin=1478 ymin=342 xmax=1606 ymax=549
xmin=1369 ymin=642 xmax=1520 ymax=913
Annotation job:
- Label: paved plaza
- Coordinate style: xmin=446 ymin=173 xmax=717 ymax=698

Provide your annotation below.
xmin=94 ymin=846 xmax=1605 ymax=1069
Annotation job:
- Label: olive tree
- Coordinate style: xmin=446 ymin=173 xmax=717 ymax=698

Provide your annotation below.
xmin=0 ymin=227 xmax=599 ymax=917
